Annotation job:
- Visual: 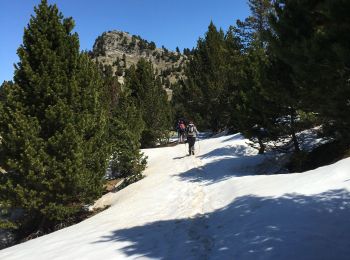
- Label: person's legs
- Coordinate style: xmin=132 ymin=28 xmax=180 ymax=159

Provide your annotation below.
xmin=192 ymin=138 xmax=196 ymax=154
xmin=188 ymin=137 xmax=195 ymax=155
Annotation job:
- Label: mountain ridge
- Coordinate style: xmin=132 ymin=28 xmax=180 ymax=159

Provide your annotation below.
xmin=92 ymin=30 xmax=188 ymax=96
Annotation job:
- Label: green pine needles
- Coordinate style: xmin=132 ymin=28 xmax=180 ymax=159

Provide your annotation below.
xmin=0 ymin=0 xmax=110 ymax=231
xmin=125 ymin=59 xmax=172 ymax=148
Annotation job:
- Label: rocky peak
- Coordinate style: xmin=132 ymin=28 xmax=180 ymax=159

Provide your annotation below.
xmin=92 ymin=30 xmax=187 ymax=92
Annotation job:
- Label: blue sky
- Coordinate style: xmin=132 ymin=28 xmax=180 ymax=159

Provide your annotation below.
xmin=0 ymin=0 xmax=250 ymax=83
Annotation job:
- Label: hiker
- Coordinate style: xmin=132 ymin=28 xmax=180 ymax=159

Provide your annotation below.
xmin=186 ymin=121 xmax=199 ymax=155
xmin=177 ymin=120 xmax=186 ymax=143
xmin=176 ymin=120 xmax=181 ymax=140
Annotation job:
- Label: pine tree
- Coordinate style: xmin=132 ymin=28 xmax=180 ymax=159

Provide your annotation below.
xmin=230 ymin=0 xmax=306 ymax=154
xmin=101 ymin=65 xmax=146 ymax=184
xmin=247 ymin=0 xmax=272 ymax=42
xmin=0 ymin=81 xmax=11 ymax=172
xmin=125 ymin=59 xmax=172 ymax=148
xmin=236 ymin=0 xmax=272 ymax=49
xmin=270 ymin=0 xmax=350 ymax=143
xmin=0 ymin=0 xmax=110 ymax=231
xmin=175 ymin=22 xmax=231 ymax=131
xmin=0 ymin=81 xmax=10 ymax=103
xmin=227 ymin=1 xmax=275 ymax=153
xmin=109 ymin=93 xmax=147 ymax=184
xmin=228 ymin=38 xmax=282 ymax=154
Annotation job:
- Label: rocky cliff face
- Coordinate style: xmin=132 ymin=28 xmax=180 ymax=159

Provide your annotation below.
xmin=92 ymin=30 xmax=187 ymax=96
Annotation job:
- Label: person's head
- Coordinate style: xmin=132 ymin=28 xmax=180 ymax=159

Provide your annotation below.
xmin=189 ymin=121 xmax=193 ymax=125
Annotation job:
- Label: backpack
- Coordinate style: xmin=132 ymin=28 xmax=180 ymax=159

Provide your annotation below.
xmin=187 ymin=125 xmax=195 ymax=136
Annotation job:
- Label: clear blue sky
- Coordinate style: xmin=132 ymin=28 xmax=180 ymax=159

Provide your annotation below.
xmin=0 ymin=0 xmax=250 ymax=83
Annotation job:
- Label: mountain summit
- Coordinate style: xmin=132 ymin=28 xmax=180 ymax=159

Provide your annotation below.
xmin=92 ymin=30 xmax=187 ymax=91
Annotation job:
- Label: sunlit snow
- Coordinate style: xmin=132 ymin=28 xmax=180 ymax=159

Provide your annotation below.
xmin=1 ymin=133 xmax=350 ymax=259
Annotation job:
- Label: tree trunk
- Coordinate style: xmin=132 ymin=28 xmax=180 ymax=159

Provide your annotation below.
xmin=290 ymin=107 xmax=300 ymax=152
xmin=258 ymin=137 xmax=265 ymax=154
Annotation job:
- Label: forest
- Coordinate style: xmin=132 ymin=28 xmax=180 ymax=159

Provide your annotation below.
xmin=0 ymin=0 xmax=349 ymax=245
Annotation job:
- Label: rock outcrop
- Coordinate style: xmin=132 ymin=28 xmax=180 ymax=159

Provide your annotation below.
xmin=92 ymin=30 xmax=188 ymax=98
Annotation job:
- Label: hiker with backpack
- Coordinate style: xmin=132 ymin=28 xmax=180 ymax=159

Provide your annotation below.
xmin=186 ymin=121 xmax=199 ymax=155
xmin=176 ymin=120 xmax=181 ymax=142
xmin=177 ymin=120 xmax=186 ymax=143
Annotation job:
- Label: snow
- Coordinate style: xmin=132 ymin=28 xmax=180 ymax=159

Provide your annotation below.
xmin=1 ymin=133 xmax=350 ymax=259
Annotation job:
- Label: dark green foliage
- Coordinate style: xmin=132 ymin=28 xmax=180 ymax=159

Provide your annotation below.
xmin=109 ymin=94 xmax=146 ymax=181
xmin=270 ymin=0 xmax=350 ymax=143
xmin=246 ymin=0 xmax=272 ymax=42
xmin=128 ymin=38 xmax=136 ymax=49
xmin=174 ymin=22 xmax=241 ymax=131
xmin=101 ymin=66 xmax=146 ymax=182
xmin=0 ymin=81 xmax=10 ymax=172
xmin=92 ymin=35 xmax=106 ymax=57
xmin=228 ymin=0 xmax=279 ymax=154
xmin=173 ymin=0 xmax=350 ymax=161
xmin=121 ymin=37 xmax=128 ymax=46
xmin=264 ymin=56 xmax=307 ymax=152
xmin=162 ymin=46 xmax=168 ymax=53
xmin=0 ymin=81 xmax=12 ymax=113
xmin=229 ymin=44 xmax=275 ymax=153
xmin=122 ymin=54 xmax=127 ymax=68
xmin=149 ymin=41 xmax=156 ymax=50
xmin=183 ymin=48 xmax=193 ymax=56
xmin=125 ymin=59 xmax=172 ymax=148
xmin=137 ymin=39 xmax=147 ymax=50
xmin=0 ymin=0 xmax=110 ymax=231
xmin=232 ymin=0 xmax=321 ymax=154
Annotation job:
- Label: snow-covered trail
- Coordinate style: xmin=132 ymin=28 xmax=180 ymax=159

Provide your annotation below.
xmin=1 ymin=134 xmax=350 ymax=260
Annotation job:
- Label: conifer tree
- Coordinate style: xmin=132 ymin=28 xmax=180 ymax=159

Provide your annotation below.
xmin=176 ymin=22 xmax=231 ymax=131
xmin=125 ymin=59 xmax=172 ymax=148
xmin=109 ymin=93 xmax=146 ymax=184
xmin=231 ymin=0 xmax=306 ymax=154
xmin=247 ymin=0 xmax=272 ymax=42
xmin=270 ymin=0 xmax=350 ymax=143
xmin=0 ymin=0 xmax=110 ymax=231
xmin=227 ymin=1 xmax=275 ymax=153
xmin=229 ymin=43 xmax=275 ymax=154
xmin=101 ymin=65 xmax=146 ymax=184
xmin=0 ymin=81 xmax=10 ymax=103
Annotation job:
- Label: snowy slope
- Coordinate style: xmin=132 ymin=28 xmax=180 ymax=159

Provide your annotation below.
xmin=1 ymin=134 xmax=350 ymax=260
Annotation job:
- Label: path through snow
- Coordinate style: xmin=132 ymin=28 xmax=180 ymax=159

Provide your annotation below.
xmin=1 ymin=134 xmax=350 ymax=259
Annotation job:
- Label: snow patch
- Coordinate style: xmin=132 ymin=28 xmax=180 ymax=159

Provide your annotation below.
xmin=1 ymin=133 xmax=349 ymax=259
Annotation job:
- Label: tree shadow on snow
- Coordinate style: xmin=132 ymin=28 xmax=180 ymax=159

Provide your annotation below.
xmin=173 ymin=155 xmax=189 ymax=160
xmin=175 ymin=145 xmax=270 ymax=184
xmin=199 ymin=145 xmax=251 ymax=159
xmin=92 ymin=189 xmax=350 ymax=260
xmin=218 ymin=133 xmax=245 ymax=142
xmin=177 ymin=157 xmax=261 ymax=184
xmin=175 ymin=136 xmax=289 ymax=184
